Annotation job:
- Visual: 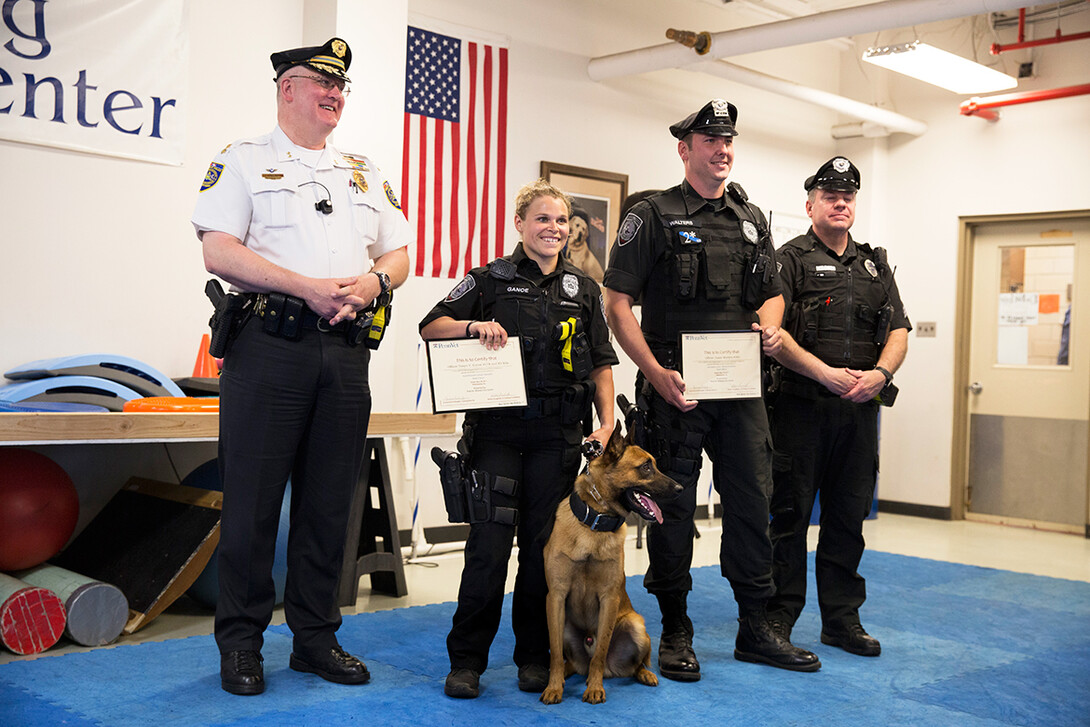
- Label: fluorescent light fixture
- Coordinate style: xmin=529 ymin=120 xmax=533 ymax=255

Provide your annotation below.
xmin=862 ymin=41 xmax=1018 ymax=94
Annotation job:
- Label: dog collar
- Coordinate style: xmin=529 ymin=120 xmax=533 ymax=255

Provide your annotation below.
xmin=569 ymin=491 xmax=625 ymax=532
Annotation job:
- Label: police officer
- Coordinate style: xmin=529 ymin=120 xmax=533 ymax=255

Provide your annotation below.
xmin=766 ymin=157 xmax=910 ymax=657
xmin=603 ymin=99 xmax=820 ymax=680
xmin=420 ymin=179 xmax=618 ymax=699
xmin=192 ymin=38 xmax=410 ymax=695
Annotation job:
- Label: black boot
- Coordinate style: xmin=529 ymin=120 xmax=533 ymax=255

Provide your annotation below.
xmin=735 ymin=604 xmax=821 ymax=672
xmin=656 ymin=592 xmax=700 ymax=682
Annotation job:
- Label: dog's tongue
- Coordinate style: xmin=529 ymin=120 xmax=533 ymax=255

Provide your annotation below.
xmin=636 ymin=492 xmax=664 ymax=524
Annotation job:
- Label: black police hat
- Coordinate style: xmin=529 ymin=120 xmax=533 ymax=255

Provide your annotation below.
xmin=804 ymin=156 xmax=861 ymax=192
xmin=271 ymin=37 xmax=352 ymax=83
xmin=669 ymin=99 xmax=738 ymax=139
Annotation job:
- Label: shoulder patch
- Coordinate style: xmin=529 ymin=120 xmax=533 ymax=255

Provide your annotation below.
xmin=445 ymin=274 xmax=476 ymax=302
xmin=200 ymin=162 xmax=224 ymax=192
xmin=384 ymin=181 xmax=401 ymax=210
xmin=618 ymin=212 xmax=643 ymax=246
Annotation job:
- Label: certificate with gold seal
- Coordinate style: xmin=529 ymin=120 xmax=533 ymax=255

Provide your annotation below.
xmin=426 ymin=337 xmax=528 ymax=413
xmin=679 ymin=331 xmax=762 ymax=400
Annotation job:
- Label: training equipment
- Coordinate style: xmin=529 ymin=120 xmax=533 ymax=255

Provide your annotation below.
xmin=0 ymin=376 xmax=144 ymax=412
xmin=0 ymin=449 xmax=79 ymax=571
xmin=122 ymin=397 xmax=220 ymax=412
xmin=14 ymin=564 xmax=128 ymax=647
xmin=0 ymin=573 xmax=66 ymax=655
xmin=184 ymin=459 xmax=291 ymax=609
xmin=5 ymin=354 xmax=186 ymax=398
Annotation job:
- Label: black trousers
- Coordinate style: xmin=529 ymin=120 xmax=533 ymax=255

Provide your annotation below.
xmin=446 ymin=412 xmax=581 ymax=674
xmin=767 ymin=391 xmax=878 ymax=629
xmin=215 ymin=317 xmax=371 ymax=655
xmin=643 ymin=388 xmax=775 ymax=609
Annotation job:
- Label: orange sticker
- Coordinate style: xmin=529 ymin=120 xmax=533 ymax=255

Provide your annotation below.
xmin=1038 ymin=293 xmax=1060 ymax=314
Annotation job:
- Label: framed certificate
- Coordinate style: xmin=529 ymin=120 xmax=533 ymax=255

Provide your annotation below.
xmin=425 ymin=336 xmax=528 ymax=413
xmin=679 ymin=331 xmax=762 ymax=400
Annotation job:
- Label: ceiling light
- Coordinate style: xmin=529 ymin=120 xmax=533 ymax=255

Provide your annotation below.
xmin=862 ymin=41 xmax=1018 ymax=94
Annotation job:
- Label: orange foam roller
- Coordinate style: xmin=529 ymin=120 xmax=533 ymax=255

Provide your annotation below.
xmin=122 ymin=397 xmax=220 ymax=412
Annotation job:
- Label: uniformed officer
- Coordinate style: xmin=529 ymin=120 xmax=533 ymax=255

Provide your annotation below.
xmin=766 ymin=157 xmax=910 ymax=657
xmin=603 ymin=99 xmax=820 ymax=680
xmin=191 ymin=37 xmax=410 ymax=695
xmin=420 ymin=179 xmax=618 ymax=699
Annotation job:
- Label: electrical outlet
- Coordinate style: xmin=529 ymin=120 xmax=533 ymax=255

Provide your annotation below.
xmin=916 ymin=321 xmax=936 ymax=338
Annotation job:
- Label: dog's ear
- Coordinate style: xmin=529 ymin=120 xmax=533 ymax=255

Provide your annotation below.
xmin=601 ymin=420 xmax=626 ymax=463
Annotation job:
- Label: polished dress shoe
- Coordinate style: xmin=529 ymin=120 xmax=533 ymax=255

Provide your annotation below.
xmin=289 ymin=646 xmax=370 ymax=684
xmin=821 ymin=623 xmax=881 ymax=656
xmin=517 ymin=664 xmax=549 ymax=693
xmin=221 ymin=650 xmax=264 ymax=695
xmin=444 ymin=667 xmax=480 ymax=698
xmin=658 ymin=631 xmax=701 ymax=682
xmin=735 ymin=610 xmax=821 ymax=672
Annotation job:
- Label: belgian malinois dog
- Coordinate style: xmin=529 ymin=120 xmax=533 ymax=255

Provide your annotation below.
xmin=540 ymin=423 xmax=681 ymax=704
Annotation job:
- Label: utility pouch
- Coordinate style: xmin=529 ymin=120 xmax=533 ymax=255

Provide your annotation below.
xmin=742 ymin=248 xmax=773 ymax=310
xmin=263 ymin=293 xmax=287 ymax=336
xmin=561 ymin=381 xmax=595 ymax=427
xmin=431 ymin=447 xmax=469 ymax=523
xmin=874 ymin=304 xmax=893 ymax=345
xmin=788 ymin=299 xmax=820 ymax=347
xmin=280 ymin=295 xmax=304 ymax=340
xmin=875 ymin=380 xmax=898 ymax=407
xmin=704 ymin=245 xmax=732 ymax=301
xmin=674 ymin=251 xmax=700 ymax=300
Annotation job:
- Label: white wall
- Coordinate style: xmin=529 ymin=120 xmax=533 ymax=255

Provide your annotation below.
xmin=3 ymin=0 xmax=1087 ymax=532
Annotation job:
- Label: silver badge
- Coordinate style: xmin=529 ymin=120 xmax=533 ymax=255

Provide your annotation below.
xmin=562 ymin=273 xmax=579 ymax=299
xmin=711 ymin=98 xmax=731 ymax=117
xmin=833 ymin=157 xmax=850 ymax=173
xmin=618 ymin=212 xmax=642 ymax=246
xmin=864 ymin=259 xmax=878 ymax=278
xmin=742 ymin=220 xmax=758 ymax=242
xmin=445 ymin=274 xmax=476 ymax=301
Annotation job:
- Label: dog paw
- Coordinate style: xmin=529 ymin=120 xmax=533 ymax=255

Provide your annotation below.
xmin=636 ymin=667 xmax=658 ymax=686
xmin=540 ymin=687 xmax=563 ymax=705
xmin=582 ymin=686 xmax=607 ymax=704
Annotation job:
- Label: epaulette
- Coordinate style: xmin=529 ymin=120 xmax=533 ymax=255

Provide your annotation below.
xmin=489 ymin=258 xmax=516 ymax=281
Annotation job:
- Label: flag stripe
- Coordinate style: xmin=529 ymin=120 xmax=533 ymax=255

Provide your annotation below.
xmin=495 ymin=47 xmax=508 ymax=263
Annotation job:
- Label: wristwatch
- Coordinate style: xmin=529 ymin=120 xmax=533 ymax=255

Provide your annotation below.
xmin=875 ymin=366 xmax=893 ymax=384
xmin=372 ymin=270 xmax=391 ymax=295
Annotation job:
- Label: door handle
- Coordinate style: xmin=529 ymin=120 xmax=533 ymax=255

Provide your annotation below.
xmin=968 ymin=381 xmax=983 ymax=395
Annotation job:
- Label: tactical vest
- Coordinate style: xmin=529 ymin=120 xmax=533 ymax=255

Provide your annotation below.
xmin=480 ymin=256 xmax=595 ymax=394
xmin=640 ymin=184 xmax=773 ymax=350
xmin=782 ymin=234 xmax=892 ymax=370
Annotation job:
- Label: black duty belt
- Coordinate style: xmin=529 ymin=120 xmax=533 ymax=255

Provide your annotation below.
xmin=250 ymin=293 xmax=351 ymax=334
xmin=520 ymin=396 xmax=562 ymax=419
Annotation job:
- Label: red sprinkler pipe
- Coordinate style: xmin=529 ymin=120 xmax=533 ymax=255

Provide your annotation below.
xmin=991 ymin=7 xmax=1090 ymax=54
xmin=960 ymin=83 xmax=1090 ymax=120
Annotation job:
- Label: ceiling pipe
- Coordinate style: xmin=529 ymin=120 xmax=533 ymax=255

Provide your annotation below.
xmin=588 ymin=0 xmax=1031 ymax=81
xmin=694 ymin=59 xmax=929 ymax=136
xmin=960 ymin=83 xmax=1090 ymax=120
xmin=991 ymin=5 xmax=1090 ymax=53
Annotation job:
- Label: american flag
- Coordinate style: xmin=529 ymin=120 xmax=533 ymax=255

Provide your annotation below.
xmin=402 ymin=26 xmax=508 ymax=279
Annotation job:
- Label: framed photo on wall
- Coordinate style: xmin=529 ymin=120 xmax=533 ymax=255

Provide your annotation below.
xmin=540 ymin=162 xmax=628 ymax=284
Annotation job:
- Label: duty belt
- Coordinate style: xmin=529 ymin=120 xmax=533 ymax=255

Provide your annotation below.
xmin=520 ymin=396 xmax=562 ymax=419
xmin=249 ymin=293 xmax=351 ymax=334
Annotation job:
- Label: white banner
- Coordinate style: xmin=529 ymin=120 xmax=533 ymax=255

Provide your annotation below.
xmin=0 ymin=0 xmax=188 ymax=165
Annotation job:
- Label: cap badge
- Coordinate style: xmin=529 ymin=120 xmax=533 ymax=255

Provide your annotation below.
xmin=562 ymin=273 xmax=580 ymax=299
xmin=833 ymin=157 xmax=851 ymax=173
xmin=711 ymin=98 xmax=731 ymax=117
xmin=332 ymin=39 xmax=347 ymax=58
xmin=742 ymin=220 xmax=758 ymax=242
xmin=864 ymin=259 xmax=879 ymax=278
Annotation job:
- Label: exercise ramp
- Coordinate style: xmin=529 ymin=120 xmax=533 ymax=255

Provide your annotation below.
xmin=50 ymin=477 xmax=222 ymax=634
xmin=0 ymin=376 xmax=144 ymax=412
xmin=5 ymin=354 xmax=185 ymax=398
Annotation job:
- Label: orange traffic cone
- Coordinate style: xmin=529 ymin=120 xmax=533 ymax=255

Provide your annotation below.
xmin=192 ymin=334 xmax=220 ymax=378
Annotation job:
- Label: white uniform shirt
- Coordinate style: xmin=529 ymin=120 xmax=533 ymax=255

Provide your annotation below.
xmin=191 ymin=126 xmax=410 ymax=291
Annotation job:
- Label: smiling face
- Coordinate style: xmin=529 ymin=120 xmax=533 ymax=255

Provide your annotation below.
xmin=679 ymin=132 xmax=734 ymax=198
xmin=515 ymin=195 xmax=569 ymax=273
xmin=807 ymin=188 xmax=857 ymax=238
xmin=277 ymin=67 xmax=346 ymax=148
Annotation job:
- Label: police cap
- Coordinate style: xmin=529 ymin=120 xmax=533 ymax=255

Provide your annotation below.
xmin=804 ymin=156 xmax=861 ymax=192
xmin=669 ymin=99 xmax=738 ymax=139
xmin=271 ymin=37 xmax=352 ymax=83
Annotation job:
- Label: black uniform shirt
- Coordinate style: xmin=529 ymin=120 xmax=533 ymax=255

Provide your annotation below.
xmin=421 ymin=243 xmax=618 ymax=396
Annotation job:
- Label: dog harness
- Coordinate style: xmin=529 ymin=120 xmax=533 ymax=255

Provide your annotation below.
xmin=568 ymin=490 xmax=625 ymax=533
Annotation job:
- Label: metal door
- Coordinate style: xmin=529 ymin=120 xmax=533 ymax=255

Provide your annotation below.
xmin=964 ymin=216 xmax=1090 ymax=532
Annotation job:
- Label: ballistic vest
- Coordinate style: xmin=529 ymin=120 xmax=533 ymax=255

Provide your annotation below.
xmin=640 ymin=184 xmax=772 ymax=351
xmin=781 ymin=232 xmax=891 ymax=370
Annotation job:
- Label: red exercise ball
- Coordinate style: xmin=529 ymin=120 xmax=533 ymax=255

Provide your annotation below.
xmin=0 ymin=449 xmax=79 ymax=570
